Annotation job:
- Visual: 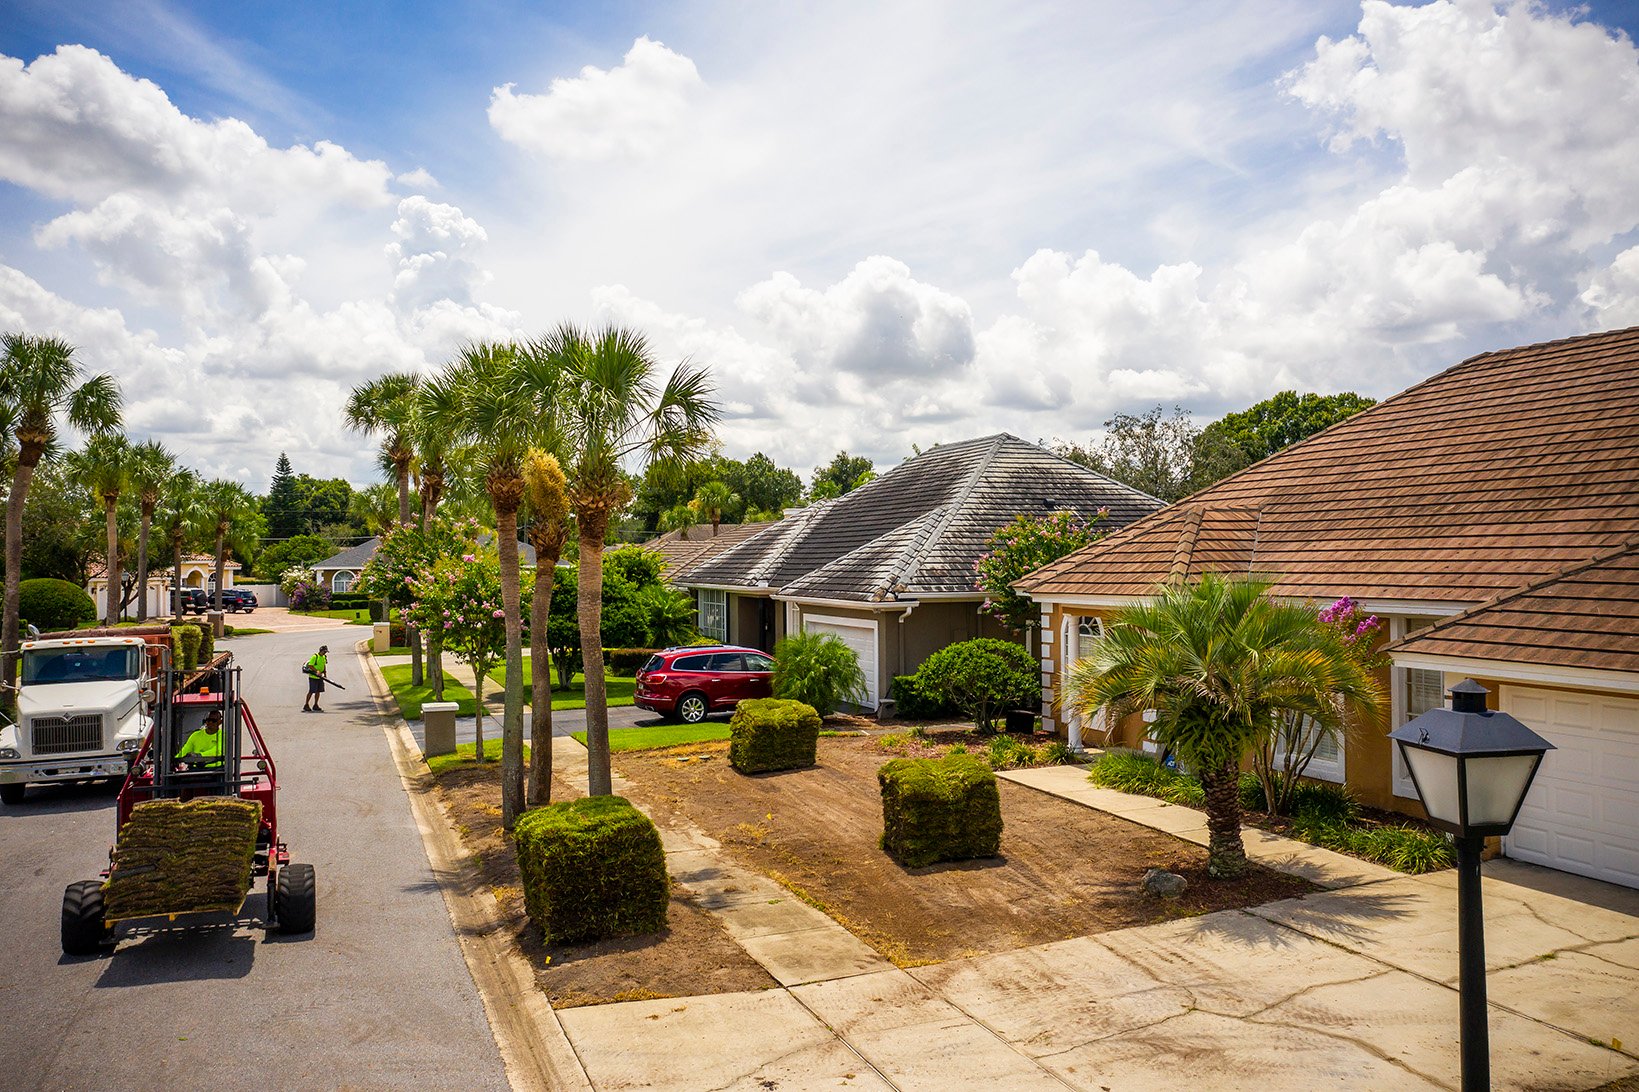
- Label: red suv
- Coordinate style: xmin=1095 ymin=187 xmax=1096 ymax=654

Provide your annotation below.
xmin=635 ymin=645 xmax=775 ymax=724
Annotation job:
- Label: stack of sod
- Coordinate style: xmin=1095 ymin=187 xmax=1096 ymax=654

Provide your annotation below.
xmin=727 ymin=698 xmax=821 ymax=774
xmin=103 ymin=798 xmax=262 ymax=920
xmin=513 ymin=796 xmax=667 ymax=944
xmin=878 ymin=752 xmax=1003 ymax=867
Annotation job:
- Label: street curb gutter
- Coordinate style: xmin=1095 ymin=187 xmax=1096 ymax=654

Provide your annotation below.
xmin=356 ymin=641 xmax=593 ymax=1092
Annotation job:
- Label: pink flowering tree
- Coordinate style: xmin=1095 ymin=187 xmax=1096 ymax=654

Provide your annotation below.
xmin=1252 ymin=595 xmax=1387 ymax=817
xmin=403 ymin=551 xmax=529 ymax=763
xmin=356 ymin=516 xmax=483 ymax=699
xmin=974 ymin=509 xmax=1109 ymax=633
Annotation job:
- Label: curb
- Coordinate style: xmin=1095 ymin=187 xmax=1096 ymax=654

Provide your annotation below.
xmin=356 ymin=640 xmax=593 ymax=1092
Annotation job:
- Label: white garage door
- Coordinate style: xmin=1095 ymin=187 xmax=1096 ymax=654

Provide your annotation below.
xmin=1501 ymin=686 xmax=1639 ymax=888
xmin=803 ymin=616 xmax=879 ymax=709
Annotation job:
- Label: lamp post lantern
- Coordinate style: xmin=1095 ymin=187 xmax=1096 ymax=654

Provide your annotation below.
xmin=1388 ymin=679 xmax=1554 ymax=1092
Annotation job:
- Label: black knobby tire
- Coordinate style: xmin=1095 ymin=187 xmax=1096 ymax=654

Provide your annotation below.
xmin=0 ymin=782 xmax=24 ymax=805
xmin=62 ymin=880 xmax=107 ymax=955
xmin=276 ymin=863 xmax=317 ymax=934
xmin=677 ymin=691 xmax=709 ymax=725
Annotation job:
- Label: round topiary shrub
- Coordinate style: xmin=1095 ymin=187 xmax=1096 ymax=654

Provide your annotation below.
xmin=19 ymin=578 xmax=97 ymax=632
xmin=910 ymin=637 xmax=1041 ymax=731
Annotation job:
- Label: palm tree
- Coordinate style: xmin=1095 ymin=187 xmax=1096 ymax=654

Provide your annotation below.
xmin=692 ymin=480 xmax=737 ymax=535
xmin=421 ymin=342 xmax=544 ymax=827
xmin=155 ymin=470 xmax=201 ymax=618
xmin=522 ymin=448 xmax=571 ymax=807
xmin=0 ymin=333 xmax=121 ymax=700
xmin=126 ymin=440 xmax=174 ymax=622
xmin=350 ymin=482 xmax=399 ymax=537
xmin=65 ymin=435 xmax=133 ymax=626
xmin=1068 ymin=572 xmax=1383 ymax=877
xmin=658 ymin=501 xmax=699 ymax=534
xmin=198 ymin=479 xmax=258 ymax=613
xmin=540 ymin=323 xmax=718 ymax=797
xmin=410 ymin=379 xmax=463 ymax=700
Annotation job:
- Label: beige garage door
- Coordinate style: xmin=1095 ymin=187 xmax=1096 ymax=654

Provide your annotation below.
xmin=1501 ymin=686 xmax=1639 ymax=888
xmin=802 ymin=616 xmax=878 ymax=709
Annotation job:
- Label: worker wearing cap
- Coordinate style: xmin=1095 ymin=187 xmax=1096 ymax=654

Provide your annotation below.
xmin=177 ymin=709 xmax=225 ymax=770
xmin=302 ymin=645 xmax=329 ymax=713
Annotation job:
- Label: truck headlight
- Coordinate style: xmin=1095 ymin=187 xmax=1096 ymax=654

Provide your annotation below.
xmin=0 ymin=747 xmax=18 ymax=759
xmin=118 ymin=739 xmax=142 ymax=754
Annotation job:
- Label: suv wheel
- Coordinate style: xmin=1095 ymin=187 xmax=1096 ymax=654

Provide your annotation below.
xmin=677 ymin=692 xmax=709 ymax=724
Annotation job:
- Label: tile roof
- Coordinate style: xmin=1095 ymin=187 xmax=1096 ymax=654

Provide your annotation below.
xmin=640 ymin=521 xmax=778 ymax=577
xmin=1018 ymin=326 xmax=1639 ymax=606
xmin=679 ymin=433 xmax=1164 ymax=601
xmin=1388 ymin=539 xmax=1639 ymax=676
xmin=314 ymin=533 xmax=536 ymax=571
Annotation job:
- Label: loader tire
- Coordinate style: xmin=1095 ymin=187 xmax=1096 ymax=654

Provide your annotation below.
xmin=62 ymin=880 xmax=108 ymax=956
xmin=276 ymin=863 xmax=316 ymax=934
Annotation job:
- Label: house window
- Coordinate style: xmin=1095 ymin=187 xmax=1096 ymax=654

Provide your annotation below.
xmin=698 ymin=589 xmax=727 ymax=642
xmin=333 ymin=571 xmax=354 ymax=594
xmin=1077 ymin=616 xmax=1103 ymax=642
xmin=1277 ymin=713 xmax=1345 ymax=783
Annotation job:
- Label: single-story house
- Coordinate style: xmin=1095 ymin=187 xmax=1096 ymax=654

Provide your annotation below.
xmin=672 ymin=433 xmax=1165 ymax=711
xmin=641 ymin=520 xmax=778 ymax=579
xmin=88 ymin=553 xmax=240 ymax=618
xmin=1016 ymin=326 xmax=1639 ymax=888
xmin=313 ymin=535 xmax=537 ymax=595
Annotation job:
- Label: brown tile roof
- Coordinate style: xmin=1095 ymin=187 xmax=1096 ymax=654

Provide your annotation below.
xmin=641 ymin=521 xmax=778 ymax=578
xmin=1018 ymin=326 xmax=1639 ymax=605
xmin=1388 ymin=540 xmax=1639 ymax=676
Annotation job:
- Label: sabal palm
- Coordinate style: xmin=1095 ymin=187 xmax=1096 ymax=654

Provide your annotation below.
xmin=0 ymin=332 xmax=121 ymax=700
xmin=198 ymin=479 xmax=258 ymax=611
xmin=535 ymin=323 xmax=718 ymax=797
xmin=155 ymin=470 xmax=201 ymax=617
xmin=65 ymin=434 xmax=133 ymax=626
xmin=1068 ymin=572 xmax=1383 ymax=877
xmin=126 ymin=440 xmax=174 ymax=622
xmin=692 ymin=481 xmax=737 ymax=534
xmin=522 ymin=448 xmax=571 ymax=807
xmin=346 ymin=371 xmax=425 ymax=684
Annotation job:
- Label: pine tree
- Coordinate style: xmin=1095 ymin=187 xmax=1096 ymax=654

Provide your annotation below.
xmin=266 ymin=453 xmax=302 ymax=539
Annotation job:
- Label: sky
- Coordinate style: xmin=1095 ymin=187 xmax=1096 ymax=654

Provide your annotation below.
xmin=1 ymin=0 xmax=1638 ymax=491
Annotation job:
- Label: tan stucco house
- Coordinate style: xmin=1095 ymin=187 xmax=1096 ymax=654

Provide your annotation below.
xmin=1017 ymin=326 xmax=1639 ymax=888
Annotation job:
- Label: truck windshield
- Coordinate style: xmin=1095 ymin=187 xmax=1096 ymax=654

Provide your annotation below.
xmin=22 ymin=647 xmax=140 ymax=685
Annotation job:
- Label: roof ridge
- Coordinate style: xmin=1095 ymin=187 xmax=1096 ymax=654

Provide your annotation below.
xmin=882 ymin=434 xmax=1009 ymax=596
xmin=1167 ymin=508 xmax=1205 ymax=582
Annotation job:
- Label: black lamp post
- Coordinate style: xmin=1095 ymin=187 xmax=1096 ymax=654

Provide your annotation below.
xmin=1388 ymin=679 xmax=1554 ymax=1092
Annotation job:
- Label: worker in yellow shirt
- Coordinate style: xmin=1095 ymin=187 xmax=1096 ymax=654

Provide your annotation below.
xmin=302 ymin=644 xmax=329 ymax=713
xmin=176 ymin=709 xmax=225 ymax=770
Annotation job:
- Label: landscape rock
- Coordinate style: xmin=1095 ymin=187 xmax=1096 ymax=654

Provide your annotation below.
xmin=1142 ymin=868 xmax=1188 ymax=898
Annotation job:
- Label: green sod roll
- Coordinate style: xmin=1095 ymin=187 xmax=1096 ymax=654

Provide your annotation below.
xmin=103 ymin=798 xmax=263 ymax=920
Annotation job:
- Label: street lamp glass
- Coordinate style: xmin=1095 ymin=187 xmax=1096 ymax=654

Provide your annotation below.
xmin=1464 ymin=753 xmax=1542 ymax=827
xmin=1403 ymin=746 xmax=1462 ymax=826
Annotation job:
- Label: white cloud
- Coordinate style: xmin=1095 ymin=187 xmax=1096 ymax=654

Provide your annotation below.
xmin=395 ymin=167 xmax=440 ymax=190
xmin=488 ymin=37 xmax=702 ymax=161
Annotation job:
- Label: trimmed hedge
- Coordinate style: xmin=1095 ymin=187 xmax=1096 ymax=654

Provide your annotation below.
xmin=513 ymin=795 xmax=668 ymax=944
xmin=172 ymin=624 xmax=203 ymax=671
xmin=728 ymin=698 xmax=821 ymax=774
xmin=889 ymin=673 xmax=957 ymax=719
xmin=327 ymin=593 xmax=376 ymax=610
xmin=878 ymin=753 xmax=1003 ymax=867
xmin=19 ymin=578 xmax=97 ymax=631
xmin=606 ymin=647 xmax=661 ymax=674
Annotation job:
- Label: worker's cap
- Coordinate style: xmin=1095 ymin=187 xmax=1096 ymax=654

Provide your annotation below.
xmin=319 ymin=644 xmax=329 ymax=652
xmin=205 ymin=709 xmax=224 ymax=723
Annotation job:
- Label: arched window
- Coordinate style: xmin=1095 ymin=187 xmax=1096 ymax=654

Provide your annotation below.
xmin=333 ymin=571 xmax=355 ymax=594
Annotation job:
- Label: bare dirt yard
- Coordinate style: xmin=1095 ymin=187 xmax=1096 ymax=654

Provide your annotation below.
xmin=614 ymin=734 xmax=1315 ymax=967
xmin=430 ymin=758 xmax=775 ymax=1008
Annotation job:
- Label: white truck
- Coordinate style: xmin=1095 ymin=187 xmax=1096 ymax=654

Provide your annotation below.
xmin=0 ymin=636 xmax=158 ymax=805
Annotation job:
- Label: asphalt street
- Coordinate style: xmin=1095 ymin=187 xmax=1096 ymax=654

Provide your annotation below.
xmin=0 ymin=623 xmax=510 ymax=1091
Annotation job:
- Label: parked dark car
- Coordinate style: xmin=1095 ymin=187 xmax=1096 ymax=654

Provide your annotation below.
xmin=177 ymin=588 xmax=257 ymax=613
xmin=634 ymin=645 xmax=774 ymax=724
xmin=219 ymin=589 xmax=258 ymax=613
xmin=178 ymin=588 xmax=209 ymax=614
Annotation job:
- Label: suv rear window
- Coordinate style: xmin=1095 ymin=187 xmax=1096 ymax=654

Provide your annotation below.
xmin=672 ymin=654 xmax=712 ymax=671
xmin=640 ymin=655 xmax=663 ymax=675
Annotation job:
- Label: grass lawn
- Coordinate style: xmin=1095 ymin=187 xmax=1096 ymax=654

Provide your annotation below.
xmin=426 ymin=739 xmax=529 ymax=776
xmin=223 ymin=627 xmax=273 ymax=637
xmin=380 ymin=662 xmax=477 ymax=719
xmin=374 ymin=645 xmax=413 ymax=656
xmin=489 ymin=658 xmax=637 ymax=711
xmin=303 ymin=607 xmax=374 ymax=623
xmin=571 ymin=722 xmax=730 ymax=752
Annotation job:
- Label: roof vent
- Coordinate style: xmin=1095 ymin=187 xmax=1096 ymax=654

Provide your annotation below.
xmin=1041 ymin=497 xmax=1057 ymax=509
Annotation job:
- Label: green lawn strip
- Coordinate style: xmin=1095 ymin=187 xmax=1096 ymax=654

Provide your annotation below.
xmin=427 ymin=740 xmax=529 ymax=777
xmin=299 ymin=608 xmax=376 ymax=623
xmin=571 ymin=722 xmax=731 ymax=752
xmin=222 ymin=627 xmax=273 ymax=637
xmin=489 ymin=658 xmax=637 ymax=710
xmin=374 ymin=645 xmax=413 ymax=657
xmin=380 ymin=662 xmax=477 ymax=719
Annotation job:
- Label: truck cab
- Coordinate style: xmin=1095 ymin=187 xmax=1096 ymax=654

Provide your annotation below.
xmin=0 ymin=636 xmax=157 ymax=805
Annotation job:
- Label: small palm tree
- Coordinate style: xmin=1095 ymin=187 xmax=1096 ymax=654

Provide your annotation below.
xmin=126 ymin=440 xmax=174 ymax=622
xmin=539 ymin=323 xmax=718 ymax=797
xmin=0 ymin=332 xmax=121 ymax=699
xmin=350 ymin=482 xmax=399 ymax=537
xmin=522 ymin=448 xmax=571 ymax=807
xmin=692 ymin=480 xmax=738 ymax=534
xmin=198 ymin=479 xmax=258 ymax=612
xmin=155 ymin=470 xmax=201 ymax=617
xmin=1068 ymin=572 xmax=1384 ymax=877
xmin=659 ymin=501 xmax=699 ymax=534
xmin=65 ymin=434 xmax=133 ymax=626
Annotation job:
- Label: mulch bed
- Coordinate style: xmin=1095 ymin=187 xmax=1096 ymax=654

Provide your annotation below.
xmin=429 ymin=758 xmax=775 ymax=1008
xmin=104 ymin=797 xmax=262 ymax=920
xmin=613 ymin=736 xmax=1315 ymax=967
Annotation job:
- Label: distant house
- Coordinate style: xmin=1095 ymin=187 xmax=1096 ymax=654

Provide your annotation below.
xmin=88 ymin=553 xmax=239 ymax=618
xmin=670 ymin=434 xmax=1164 ymax=711
xmin=640 ymin=521 xmax=779 ymax=580
xmin=1017 ymin=327 xmax=1639 ymax=889
xmin=312 ymin=535 xmax=537 ymax=596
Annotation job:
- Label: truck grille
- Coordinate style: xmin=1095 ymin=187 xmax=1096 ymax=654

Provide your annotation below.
xmin=30 ymin=714 xmax=104 ymax=755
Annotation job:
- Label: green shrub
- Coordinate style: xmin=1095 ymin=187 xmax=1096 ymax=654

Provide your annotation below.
xmin=878 ymin=753 xmax=1002 ymax=867
xmin=910 ymin=638 xmax=1040 ymax=730
xmin=728 ymin=698 xmax=821 ymax=773
xmin=19 ymin=578 xmax=97 ymax=632
xmin=985 ymin=735 xmax=1035 ymax=770
xmin=772 ymin=632 xmax=866 ymax=715
xmin=1087 ymin=750 xmax=1205 ymax=807
xmin=1354 ymin=825 xmax=1453 ymax=873
xmin=1239 ymin=772 xmax=1268 ymax=811
xmin=512 ymin=796 xmax=668 ymax=944
xmin=1290 ymin=780 xmax=1359 ymax=824
xmin=1038 ymin=741 xmax=1074 ymax=766
xmin=946 ymin=742 xmax=968 ymax=755
xmin=171 ymin=624 xmax=203 ymax=671
xmin=605 ymin=647 xmax=661 ymax=675
xmin=889 ymin=673 xmax=956 ymax=718
xmin=197 ymin=624 xmax=215 ymax=664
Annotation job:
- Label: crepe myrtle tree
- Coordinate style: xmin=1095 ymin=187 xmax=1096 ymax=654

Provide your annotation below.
xmin=356 ymin=515 xmax=483 ymax=698
xmin=974 ymin=508 xmax=1109 ymax=633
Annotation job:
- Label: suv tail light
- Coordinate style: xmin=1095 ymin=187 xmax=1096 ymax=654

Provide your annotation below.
xmin=646 ymin=673 xmax=668 ymax=684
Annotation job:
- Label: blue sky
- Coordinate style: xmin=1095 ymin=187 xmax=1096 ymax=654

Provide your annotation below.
xmin=1 ymin=1 xmax=1637 ymax=487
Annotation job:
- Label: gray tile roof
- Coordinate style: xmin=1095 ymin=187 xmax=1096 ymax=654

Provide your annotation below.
xmin=314 ymin=533 xmax=537 ymax=571
xmin=677 ymin=434 xmax=1164 ymax=602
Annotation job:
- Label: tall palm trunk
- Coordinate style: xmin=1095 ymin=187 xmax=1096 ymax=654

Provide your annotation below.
xmin=496 ymin=503 xmax=526 ymax=828
xmin=3 ymin=452 xmax=42 ymax=711
xmin=171 ymin=531 xmax=185 ymax=618
xmin=103 ymin=498 xmax=119 ymax=626
xmin=136 ymin=503 xmax=154 ymax=622
xmin=212 ymin=529 xmax=227 ymax=618
xmin=421 ymin=491 xmax=444 ymax=699
xmin=527 ymin=530 xmax=562 ymax=807
xmin=578 ymin=521 xmax=613 ymax=796
xmin=1201 ymin=758 xmax=1248 ymax=878
xmin=398 ymin=461 xmax=423 ymax=688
